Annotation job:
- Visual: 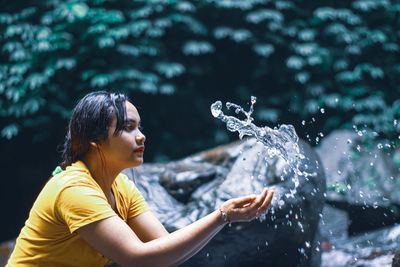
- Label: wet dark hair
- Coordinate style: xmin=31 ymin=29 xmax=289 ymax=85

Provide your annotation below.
xmin=60 ymin=91 xmax=128 ymax=169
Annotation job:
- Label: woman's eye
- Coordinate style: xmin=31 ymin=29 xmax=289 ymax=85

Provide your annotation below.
xmin=124 ymin=125 xmax=134 ymax=131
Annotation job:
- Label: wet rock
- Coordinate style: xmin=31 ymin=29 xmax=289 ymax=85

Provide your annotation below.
xmin=159 ymin=161 xmax=228 ymax=204
xmin=125 ymin=138 xmax=326 ymax=266
xmin=316 ymin=130 xmax=400 ymax=233
xmin=0 ymin=240 xmax=14 ymax=266
xmin=319 ymin=204 xmax=350 ymax=244
xmin=393 ymin=250 xmax=400 ymax=267
xmin=321 ymin=224 xmax=400 ymax=267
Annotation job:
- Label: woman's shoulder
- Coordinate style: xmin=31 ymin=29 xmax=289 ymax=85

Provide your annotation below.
xmin=48 ymin=162 xmax=98 ymax=189
xmin=115 ymin=173 xmax=135 ymax=189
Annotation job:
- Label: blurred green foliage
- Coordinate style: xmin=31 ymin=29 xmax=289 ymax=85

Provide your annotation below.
xmin=1 ymin=0 xmax=400 ymax=158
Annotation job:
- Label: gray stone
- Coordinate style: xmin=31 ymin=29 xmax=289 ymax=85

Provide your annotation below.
xmin=125 ymin=138 xmax=326 ymax=266
xmin=321 ymin=224 xmax=400 ymax=267
xmin=315 ymin=130 xmax=400 ymax=234
xmin=316 ymin=129 xmax=400 ymax=207
xmin=319 ymin=204 xmax=350 ymax=244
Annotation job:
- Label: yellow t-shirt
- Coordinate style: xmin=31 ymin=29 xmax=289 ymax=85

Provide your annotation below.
xmin=7 ymin=161 xmax=149 ymax=267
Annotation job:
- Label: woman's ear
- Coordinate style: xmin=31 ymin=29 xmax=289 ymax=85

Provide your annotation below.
xmin=89 ymin=141 xmax=99 ymax=148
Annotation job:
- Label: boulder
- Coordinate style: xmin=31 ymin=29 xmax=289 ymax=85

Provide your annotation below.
xmin=315 ymin=130 xmax=400 ymax=234
xmin=124 ymin=138 xmax=326 ymax=266
xmin=0 ymin=240 xmax=14 ymax=266
xmin=321 ymin=224 xmax=400 ymax=267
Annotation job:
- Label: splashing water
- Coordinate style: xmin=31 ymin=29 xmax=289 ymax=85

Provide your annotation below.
xmin=211 ymin=96 xmax=305 ymax=172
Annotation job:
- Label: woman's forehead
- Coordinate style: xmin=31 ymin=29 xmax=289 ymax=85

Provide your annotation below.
xmin=125 ymin=101 xmax=140 ymax=121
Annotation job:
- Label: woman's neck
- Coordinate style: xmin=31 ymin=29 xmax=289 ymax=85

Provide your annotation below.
xmin=82 ymin=155 xmax=120 ymax=199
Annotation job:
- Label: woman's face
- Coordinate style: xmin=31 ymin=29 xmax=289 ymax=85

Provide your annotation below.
xmin=99 ymin=101 xmax=146 ymax=170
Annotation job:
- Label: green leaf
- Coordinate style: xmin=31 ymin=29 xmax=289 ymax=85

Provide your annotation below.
xmin=246 ymin=9 xmax=283 ymax=24
xmin=159 ymin=84 xmax=175 ymax=95
xmin=1 ymin=123 xmax=19 ymax=139
xmin=56 ymin=58 xmax=76 ymax=70
xmin=26 ymin=73 xmax=47 ymax=90
xmin=182 ymin=41 xmax=214 ymax=55
xmin=154 ymin=62 xmax=185 ymax=78
xmin=91 ymin=74 xmax=114 ymax=87
xmin=231 ymin=29 xmax=252 ymax=42
xmin=98 ymin=36 xmax=115 ymax=48
xmin=213 ymin=27 xmax=232 ymax=39
xmin=295 ymin=72 xmax=310 ymax=84
xmin=286 ymin=56 xmax=305 ymax=70
xmin=70 ymin=3 xmax=89 ymax=18
xmin=22 ymin=97 xmax=44 ymax=114
xmin=253 ymin=44 xmax=274 ymax=57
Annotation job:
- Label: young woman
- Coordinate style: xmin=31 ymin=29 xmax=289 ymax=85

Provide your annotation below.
xmin=7 ymin=91 xmax=274 ymax=266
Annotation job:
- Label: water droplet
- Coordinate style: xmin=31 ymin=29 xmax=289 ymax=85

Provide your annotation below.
xmin=301 ymin=120 xmax=306 ymax=126
xmin=377 ymin=143 xmax=383 ymax=149
xmin=356 ymin=145 xmax=361 ymax=152
xmin=337 ymin=170 xmax=342 ymax=175
xmin=346 ymin=139 xmax=352 ymax=144
xmin=357 ymin=131 xmax=363 ymax=136
xmin=251 ymin=96 xmax=257 ymax=105
xmin=305 ymin=241 xmax=311 ymax=248
xmin=347 ymin=184 xmax=352 ymax=190
xmin=265 ymin=241 xmax=269 ymax=247
xmin=320 ymin=108 xmax=325 ymax=114
xmin=210 ymin=101 xmax=223 ymax=118
xmin=335 ymin=98 xmax=339 ymax=103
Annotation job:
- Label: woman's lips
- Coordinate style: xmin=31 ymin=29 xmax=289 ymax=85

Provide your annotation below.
xmin=134 ymin=146 xmax=145 ymax=153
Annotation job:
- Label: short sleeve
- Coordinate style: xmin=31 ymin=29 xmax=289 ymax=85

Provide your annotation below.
xmin=56 ymin=185 xmax=117 ymax=233
xmin=122 ymin=176 xmax=150 ymax=219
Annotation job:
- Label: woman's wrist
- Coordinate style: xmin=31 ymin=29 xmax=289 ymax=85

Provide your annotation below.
xmin=218 ymin=206 xmax=231 ymax=226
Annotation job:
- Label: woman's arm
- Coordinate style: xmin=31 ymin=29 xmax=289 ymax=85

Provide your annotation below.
xmin=77 ymin=188 xmax=273 ymax=267
xmin=127 ymin=210 xmax=222 ymax=266
xmin=128 ymin=211 xmax=170 ymax=242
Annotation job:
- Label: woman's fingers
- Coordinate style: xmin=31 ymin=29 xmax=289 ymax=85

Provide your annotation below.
xmin=223 ymin=188 xmax=275 ymax=223
xmin=257 ymin=190 xmax=274 ymax=214
xmin=232 ymin=195 xmax=257 ymax=207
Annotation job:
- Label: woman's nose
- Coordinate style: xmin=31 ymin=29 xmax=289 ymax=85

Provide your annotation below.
xmin=136 ymin=132 xmax=146 ymax=144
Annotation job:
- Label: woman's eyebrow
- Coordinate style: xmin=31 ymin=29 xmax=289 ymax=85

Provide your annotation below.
xmin=125 ymin=118 xmax=141 ymax=125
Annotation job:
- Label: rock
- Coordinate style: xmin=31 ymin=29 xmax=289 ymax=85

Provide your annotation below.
xmin=125 ymin=138 xmax=326 ymax=266
xmin=316 ymin=130 xmax=400 ymax=234
xmin=321 ymin=224 xmax=400 ymax=267
xmin=0 ymin=240 xmax=14 ymax=266
xmin=319 ymin=204 xmax=350 ymax=244
xmin=393 ymin=250 xmax=400 ymax=267
xmin=316 ymin=130 xmax=400 ymax=206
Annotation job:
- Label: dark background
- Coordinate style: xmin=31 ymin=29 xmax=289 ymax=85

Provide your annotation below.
xmin=1 ymin=0 xmax=400 ymax=242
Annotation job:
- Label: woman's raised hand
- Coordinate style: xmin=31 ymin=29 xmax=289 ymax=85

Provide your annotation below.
xmin=220 ymin=188 xmax=274 ymax=223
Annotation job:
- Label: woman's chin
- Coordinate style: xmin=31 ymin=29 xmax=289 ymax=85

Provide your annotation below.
xmin=130 ymin=159 xmax=143 ymax=168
